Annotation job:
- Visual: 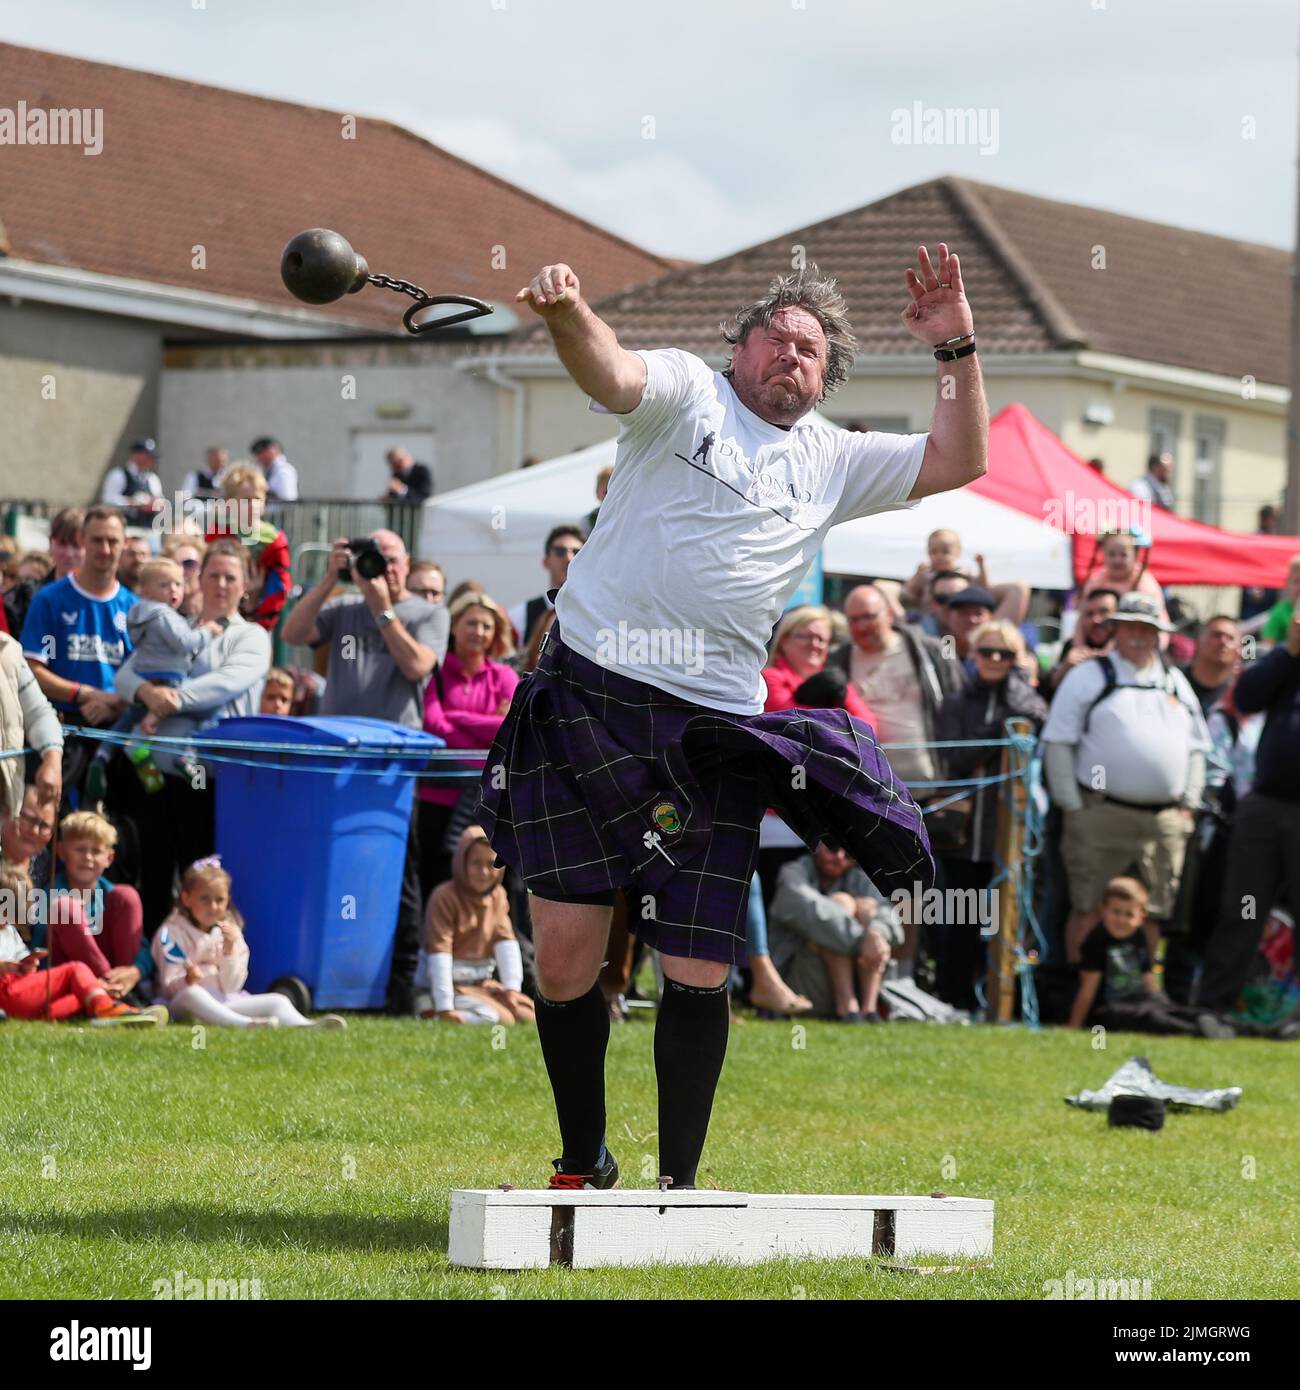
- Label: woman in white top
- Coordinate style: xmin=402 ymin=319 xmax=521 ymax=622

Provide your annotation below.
xmin=114 ymin=539 xmax=271 ymax=931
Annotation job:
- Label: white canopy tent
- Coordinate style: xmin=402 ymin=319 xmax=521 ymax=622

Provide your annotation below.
xmin=418 ymin=435 xmax=1073 ymax=608
xmin=821 ymin=487 xmax=1072 ymax=589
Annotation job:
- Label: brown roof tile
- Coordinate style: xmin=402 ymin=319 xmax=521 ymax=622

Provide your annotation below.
xmin=0 ymin=42 xmax=671 ymax=333
xmin=959 ymin=178 xmax=1288 ymax=385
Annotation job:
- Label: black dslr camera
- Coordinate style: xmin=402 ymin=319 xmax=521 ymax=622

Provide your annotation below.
xmin=341 ymin=538 xmax=388 ymax=582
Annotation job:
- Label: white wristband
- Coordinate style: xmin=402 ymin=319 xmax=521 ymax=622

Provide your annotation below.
xmin=493 ymin=939 xmax=523 ymax=993
xmin=430 ymin=953 xmax=455 ymax=1013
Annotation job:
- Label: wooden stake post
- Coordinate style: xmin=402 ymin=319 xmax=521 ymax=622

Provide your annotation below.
xmin=987 ymin=717 xmax=1032 ymax=1021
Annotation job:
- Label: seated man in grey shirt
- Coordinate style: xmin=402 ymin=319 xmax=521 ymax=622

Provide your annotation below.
xmin=767 ymin=842 xmax=905 ymax=1023
xmin=281 ymin=529 xmax=449 ymax=1011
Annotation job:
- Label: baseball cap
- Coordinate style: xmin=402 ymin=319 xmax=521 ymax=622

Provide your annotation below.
xmin=1114 ymin=592 xmax=1173 ymax=631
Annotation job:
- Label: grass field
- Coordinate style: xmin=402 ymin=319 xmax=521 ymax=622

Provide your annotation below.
xmin=0 ymin=1014 xmax=1293 ymax=1300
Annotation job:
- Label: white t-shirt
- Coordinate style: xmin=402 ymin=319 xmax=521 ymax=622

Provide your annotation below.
xmin=0 ymin=923 xmax=29 ymax=965
xmin=264 ymin=454 xmax=299 ymax=502
xmin=1041 ymin=652 xmax=1209 ymax=804
xmin=555 ymin=349 xmax=928 ymax=714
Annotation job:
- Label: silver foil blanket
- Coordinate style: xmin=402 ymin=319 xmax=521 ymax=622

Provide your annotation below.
xmin=1065 ymin=1055 xmax=1242 ymax=1113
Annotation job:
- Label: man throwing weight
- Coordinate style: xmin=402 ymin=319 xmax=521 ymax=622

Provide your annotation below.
xmin=480 ymin=244 xmax=987 ymax=1190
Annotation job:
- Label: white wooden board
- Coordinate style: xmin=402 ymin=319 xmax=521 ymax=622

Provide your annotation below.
xmin=448 ymin=1190 xmax=993 ymax=1270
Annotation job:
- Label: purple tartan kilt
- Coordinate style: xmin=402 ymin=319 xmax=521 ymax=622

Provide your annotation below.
xmin=477 ymin=628 xmax=934 ymax=965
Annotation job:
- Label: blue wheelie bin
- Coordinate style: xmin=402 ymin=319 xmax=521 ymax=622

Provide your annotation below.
xmin=205 ymin=715 xmax=441 ymax=1010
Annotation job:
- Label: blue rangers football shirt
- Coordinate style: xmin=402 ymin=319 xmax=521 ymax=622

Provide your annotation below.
xmin=21 ymin=575 xmax=137 ymax=710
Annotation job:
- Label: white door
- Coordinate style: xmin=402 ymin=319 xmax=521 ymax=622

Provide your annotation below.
xmin=349 ymin=429 xmax=436 ymax=501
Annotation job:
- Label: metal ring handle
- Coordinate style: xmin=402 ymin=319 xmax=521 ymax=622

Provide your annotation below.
xmin=401 ymin=294 xmax=495 ymax=335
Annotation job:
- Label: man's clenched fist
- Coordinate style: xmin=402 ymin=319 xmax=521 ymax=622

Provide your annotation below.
xmin=517 ymin=263 xmax=582 ymax=318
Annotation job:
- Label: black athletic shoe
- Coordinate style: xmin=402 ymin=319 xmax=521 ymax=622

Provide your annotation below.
xmin=548 ymin=1150 xmax=620 ymax=1190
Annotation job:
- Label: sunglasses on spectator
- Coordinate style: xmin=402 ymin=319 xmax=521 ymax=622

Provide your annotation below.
xmin=975 ymin=647 xmax=1016 ymax=661
xmin=788 ymin=632 xmax=829 ymax=645
xmin=549 ymin=545 xmax=582 ymax=558
xmin=411 ymin=586 xmax=443 ymax=601
xmin=178 ymin=558 xmax=201 ymax=572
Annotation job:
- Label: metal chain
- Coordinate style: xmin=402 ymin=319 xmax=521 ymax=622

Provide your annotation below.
xmin=366 ymin=271 xmax=432 ymax=304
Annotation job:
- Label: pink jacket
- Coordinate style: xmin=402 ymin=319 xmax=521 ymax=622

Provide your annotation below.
xmin=151 ymin=909 xmax=250 ymax=999
xmin=762 ymin=655 xmax=876 ymax=729
xmin=420 ymin=652 xmax=520 ymax=805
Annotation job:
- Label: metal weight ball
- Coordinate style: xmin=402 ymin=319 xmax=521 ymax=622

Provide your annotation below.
xmin=280 ymin=228 xmax=370 ymax=304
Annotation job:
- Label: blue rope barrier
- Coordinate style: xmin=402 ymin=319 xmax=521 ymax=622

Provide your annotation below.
xmin=9 ymin=714 xmax=1054 ymax=1024
xmin=8 ymin=728 xmax=1036 ymax=788
xmin=62 ymin=726 xmax=480 ymax=760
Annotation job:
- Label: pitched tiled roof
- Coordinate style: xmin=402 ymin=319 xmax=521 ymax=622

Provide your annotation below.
xmin=478 ymin=176 xmax=1289 ymax=386
xmin=964 ymin=179 xmax=1287 ymax=384
xmin=0 ymin=43 xmax=672 ymax=333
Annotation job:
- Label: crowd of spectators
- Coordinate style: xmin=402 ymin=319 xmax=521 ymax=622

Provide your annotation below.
xmin=1 ymin=441 xmax=1298 ymax=1042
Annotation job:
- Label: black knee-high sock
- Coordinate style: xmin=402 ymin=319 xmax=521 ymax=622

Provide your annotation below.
xmin=534 ymin=983 xmax=610 ymax=1172
xmin=655 ymin=978 xmax=730 ymax=1188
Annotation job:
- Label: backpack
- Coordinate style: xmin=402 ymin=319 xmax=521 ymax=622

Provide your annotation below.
xmin=1080 ymin=655 xmax=1196 ymax=734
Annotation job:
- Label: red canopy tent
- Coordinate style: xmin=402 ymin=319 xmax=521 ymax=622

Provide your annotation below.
xmin=971 ymin=403 xmax=1299 ymax=588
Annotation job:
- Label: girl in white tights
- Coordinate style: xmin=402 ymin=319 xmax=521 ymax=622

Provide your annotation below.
xmin=151 ymin=857 xmax=345 ymax=1029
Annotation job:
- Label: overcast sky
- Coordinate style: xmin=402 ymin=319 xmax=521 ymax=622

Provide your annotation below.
xmin=3 ymin=0 xmax=1295 ymax=262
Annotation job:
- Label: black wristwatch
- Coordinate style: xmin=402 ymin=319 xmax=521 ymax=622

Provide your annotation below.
xmin=934 ymin=341 xmax=978 ymax=363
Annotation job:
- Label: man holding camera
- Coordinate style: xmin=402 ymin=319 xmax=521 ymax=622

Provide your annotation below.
xmin=283 ymin=531 xmax=448 ymax=726
xmin=282 ymin=529 xmax=449 ymax=1010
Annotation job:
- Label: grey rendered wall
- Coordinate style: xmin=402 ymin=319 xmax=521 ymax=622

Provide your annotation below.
xmin=0 ymin=300 xmax=162 ymax=503
xmin=158 ymin=356 xmax=499 ymax=498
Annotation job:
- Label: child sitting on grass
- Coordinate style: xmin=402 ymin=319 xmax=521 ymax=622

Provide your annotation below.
xmin=0 ymin=864 xmax=165 ymax=1026
xmin=152 ymin=857 xmax=345 ymax=1029
xmin=42 ymin=809 xmax=154 ymax=1003
xmin=416 ymin=825 xmax=533 ymax=1025
xmin=1067 ymin=876 xmax=1235 ymax=1038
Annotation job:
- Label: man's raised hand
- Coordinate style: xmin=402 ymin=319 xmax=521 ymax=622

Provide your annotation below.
xmin=517 ymin=264 xmax=582 ymax=320
xmin=901 ymin=242 xmax=974 ymax=346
